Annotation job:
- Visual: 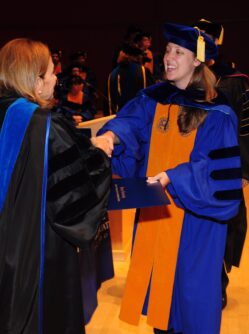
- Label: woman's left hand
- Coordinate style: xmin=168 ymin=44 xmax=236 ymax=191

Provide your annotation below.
xmin=147 ymin=172 xmax=170 ymax=188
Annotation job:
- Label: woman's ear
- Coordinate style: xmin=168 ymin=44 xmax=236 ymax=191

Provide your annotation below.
xmin=193 ymin=58 xmax=201 ymax=67
xmin=35 ymin=76 xmax=43 ymax=95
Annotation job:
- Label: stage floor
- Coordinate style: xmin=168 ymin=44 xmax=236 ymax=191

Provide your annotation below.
xmin=86 ymin=187 xmax=249 ymax=334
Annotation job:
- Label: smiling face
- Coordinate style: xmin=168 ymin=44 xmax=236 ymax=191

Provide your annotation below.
xmin=164 ymin=42 xmax=201 ymax=89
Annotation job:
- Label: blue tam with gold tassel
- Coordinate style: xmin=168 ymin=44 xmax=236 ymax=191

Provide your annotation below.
xmin=163 ymin=23 xmax=218 ymax=62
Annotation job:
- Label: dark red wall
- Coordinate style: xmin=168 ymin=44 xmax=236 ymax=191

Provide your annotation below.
xmin=1 ymin=0 xmax=248 ymax=95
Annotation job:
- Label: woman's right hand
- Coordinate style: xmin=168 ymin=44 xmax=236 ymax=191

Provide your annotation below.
xmin=147 ymin=172 xmax=170 ymax=188
xmin=91 ymin=134 xmax=114 ymax=157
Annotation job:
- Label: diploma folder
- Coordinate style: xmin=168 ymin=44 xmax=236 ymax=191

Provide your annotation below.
xmin=108 ymin=177 xmax=170 ymax=210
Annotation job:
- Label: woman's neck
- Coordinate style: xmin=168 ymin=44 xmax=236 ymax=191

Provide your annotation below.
xmin=173 ymin=79 xmax=190 ymax=90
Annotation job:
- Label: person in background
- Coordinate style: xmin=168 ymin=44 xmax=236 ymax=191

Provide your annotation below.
xmin=55 ymin=63 xmax=88 ymax=100
xmin=0 ymin=38 xmax=112 ymax=334
xmin=108 ymin=42 xmax=155 ymax=114
xmin=56 ymin=75 xmax=96 ymax=125
xmin=193 ymin=18 xmax=249 ymax=309
xmin=134 ymin=31 xmax=154 ymax=74
xmin=135 ymin=31 xmax=165 ymax=82
xmin=96 ymin=23 xmax=242 ymax=334
xmin=69 ymin=50 xmax=97 ymax=95
xmin=112 ymin=24 xmax=142 ymax=69
xmin=51 ymin=48 xmax=64 ymax=75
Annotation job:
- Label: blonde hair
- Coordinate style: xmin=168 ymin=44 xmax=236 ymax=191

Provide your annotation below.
xmin=0 ymin=38 xmax=51 ymax=107
xmin=178 ymin=63 xmax=217 ymax=134
xmin=188 ymin=62 xmax=217 ymax=102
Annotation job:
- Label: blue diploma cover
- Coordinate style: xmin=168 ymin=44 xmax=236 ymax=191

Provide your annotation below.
xmin=108 ymin=177 xmax=170 ymax=210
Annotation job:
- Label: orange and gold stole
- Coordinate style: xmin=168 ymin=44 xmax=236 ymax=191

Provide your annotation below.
xmin=119 ymin=103 xmax=197 ymax=329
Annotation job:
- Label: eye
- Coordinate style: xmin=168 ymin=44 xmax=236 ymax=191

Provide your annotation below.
xmin=176 ymin=49 xmax=184 ymax=55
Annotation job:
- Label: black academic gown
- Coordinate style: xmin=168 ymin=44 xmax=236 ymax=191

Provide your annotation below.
xmin=0 ymin=97 xmax=111 ymax=334
xmin=212 ymin=62 xmax=249 ymax=271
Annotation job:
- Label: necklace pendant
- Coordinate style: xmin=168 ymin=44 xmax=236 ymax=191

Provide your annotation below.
xmin=157 ymin=117 xmax=169 ymax=133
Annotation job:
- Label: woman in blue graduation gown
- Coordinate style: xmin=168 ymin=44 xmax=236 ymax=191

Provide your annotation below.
xmin=97 ymin=23 xmax=243 ymax=334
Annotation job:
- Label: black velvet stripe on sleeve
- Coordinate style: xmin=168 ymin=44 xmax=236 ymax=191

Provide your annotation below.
xmin=213 ymin=189 xmax=243 ymax=200
xmin=47 ymin=170 xmax=91 ymax=201
xmin=55 ymin=192 xmax=98 ymax=222
xmin=210 ymin=168 xmax=242 ymax=180
xmin=46 ymin=113 xmax=112 ymax=244
xmin=48 ymin=145 xmax=79 ymax=176
xmin=208 ymin=146 xmax=240 ymax=159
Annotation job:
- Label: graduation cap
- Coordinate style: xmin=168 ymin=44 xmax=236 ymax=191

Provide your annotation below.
xmin=193 ymin=19 xmax=224 ymax=45
xmin=163 ymin=22 xmax=218 ymax=62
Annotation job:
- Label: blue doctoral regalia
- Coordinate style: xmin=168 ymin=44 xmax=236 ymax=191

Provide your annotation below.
xmin=98 ymin=81 xmax=242 ymax=333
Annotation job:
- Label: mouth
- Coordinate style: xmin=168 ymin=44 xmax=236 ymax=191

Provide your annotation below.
xmin=166 ymin=65 xmax=176 ymax=72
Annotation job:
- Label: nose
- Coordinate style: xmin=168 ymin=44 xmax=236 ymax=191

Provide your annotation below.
xmin=164 ymin=50 xmax=173 ymax=61
xmin=163 ymin=53 xmax=171 ymax=67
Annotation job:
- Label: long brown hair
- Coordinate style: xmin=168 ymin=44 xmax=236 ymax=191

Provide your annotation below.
xmin=178 ymin=63 xmax=217 ymax=133
xmin=177 ymin=106 xmax=208 ymax=134
xmin=0 ymin=38 xmax=51 ymax=107
xmin=188 ymin=62 xmax=217 ymax=102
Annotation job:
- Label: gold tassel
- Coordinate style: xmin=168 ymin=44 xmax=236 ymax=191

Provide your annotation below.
xmin=199 ymin=18 xmax=211 ymax=24
xmin=194 ymin=27 xmax=205 ymax=62
xmin=117 ymin=74 xmax=121 ymax=96
xmin=217 ymin=25 xmax=224 ymax=45
xmin=141 ymin=66 xmax=146 ymax=88
xmin=107 ymin=73 xmax=113 ymax=115
xmin=199 ymin=18 xmax=224 ymax=46
xmin=197 ymin=35 xmax=205 ymax=62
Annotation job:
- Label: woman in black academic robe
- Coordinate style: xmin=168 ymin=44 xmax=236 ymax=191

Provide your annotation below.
xmin=0 ymin=38 xmax=112 ymax=334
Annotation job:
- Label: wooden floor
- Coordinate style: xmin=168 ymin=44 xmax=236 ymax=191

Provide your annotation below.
xmin=86 ymin=187 xmax=249 ymax=334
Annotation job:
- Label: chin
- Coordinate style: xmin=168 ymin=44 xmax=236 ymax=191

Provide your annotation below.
xmin=166 ymin=74 xmax=176 ymax=82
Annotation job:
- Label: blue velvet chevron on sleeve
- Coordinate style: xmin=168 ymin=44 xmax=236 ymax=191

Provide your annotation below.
xmin=166 ymin=109 xmax=242 ymax=222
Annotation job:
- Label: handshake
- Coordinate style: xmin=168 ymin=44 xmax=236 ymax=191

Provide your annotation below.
xmin=91 ymin=131 xmax=116 ymax=157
